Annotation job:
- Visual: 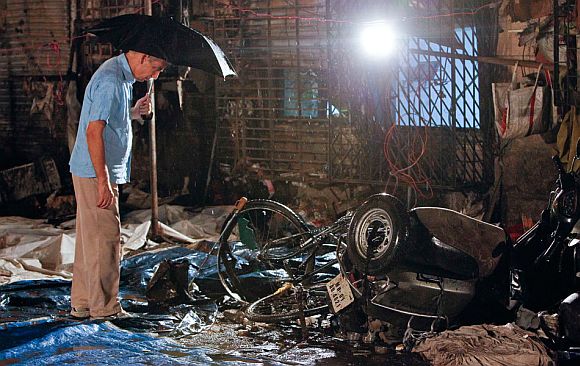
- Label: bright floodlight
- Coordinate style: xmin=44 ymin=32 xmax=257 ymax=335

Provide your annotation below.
xmin=360 ymin=21 xmax=398 ymax=58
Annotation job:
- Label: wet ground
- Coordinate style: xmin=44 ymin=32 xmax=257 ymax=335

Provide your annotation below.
xmin=178 ymin=313 xmax=429 ymax=366
xmin=0 ymin=310 xmax=429 ymax=365
xmin=0 ymin=284 xmax=428 ymax=365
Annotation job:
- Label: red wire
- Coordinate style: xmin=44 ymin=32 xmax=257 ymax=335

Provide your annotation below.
xmin=32 ymin=41 xmax=65 ymax=106
xmin=383 ymin=122 xmax=433 ymax=202
xmin=405 ymin=2 xmax=499 ymax=20
xmin=224 ymin=2 xmax=498 ymax=24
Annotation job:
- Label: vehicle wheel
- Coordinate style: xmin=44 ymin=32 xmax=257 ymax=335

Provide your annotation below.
xmin=217 ymin=200 xmax=313 ymax=301
xmin=347 ymin=194 xmax=409 ymax=275
xmin=245 ymin=284 xmax=329 ymax=323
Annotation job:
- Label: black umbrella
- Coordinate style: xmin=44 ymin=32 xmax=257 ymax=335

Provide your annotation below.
xmin=87 ymin=14 xmax=236 ymax=78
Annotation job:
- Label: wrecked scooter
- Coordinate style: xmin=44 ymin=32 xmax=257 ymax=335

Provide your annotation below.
xmin=337 ymin=145 xmax=580 ymax=343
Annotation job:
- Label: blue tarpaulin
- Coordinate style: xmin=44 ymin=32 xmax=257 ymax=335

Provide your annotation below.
xmin=0 ymin=244 xmax=339 ymax=365
xmin=0 ymin=247 xmax=227 ymax=365
xmin=0 ymin=318 xmax=252 ymax=365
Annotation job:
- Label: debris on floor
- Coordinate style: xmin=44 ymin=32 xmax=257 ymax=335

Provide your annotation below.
xmin=1 ymin=196 xmax=579 ymax=365
xmin=0 ymin=158 xmax=61 ymax=205
xmin=411 ymin=324 xmax=554 ymax=366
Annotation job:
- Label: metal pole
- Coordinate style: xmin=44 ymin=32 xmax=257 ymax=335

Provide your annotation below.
xmin=553 ymin=0 xmax=560 ymax=106
xmin=202 ymin=118 xmax=218 ymax=205
xmin=145 ymin=0 xmax=159 ymax=237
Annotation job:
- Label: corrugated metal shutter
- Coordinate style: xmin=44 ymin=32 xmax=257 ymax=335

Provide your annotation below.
xmin=1 ymin=0 xmax=70 ymax=166
xmin=6 ymin=0 xmax=69 ymax=77
xmin=0 ymin=1 xmax=11 ymax=162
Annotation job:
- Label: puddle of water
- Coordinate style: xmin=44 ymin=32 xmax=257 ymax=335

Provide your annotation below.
xmin=177 ymin=319 xmax=429 ymax=366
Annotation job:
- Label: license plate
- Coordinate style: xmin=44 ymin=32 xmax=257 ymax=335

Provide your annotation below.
xmin=326 ymin=273 xmax=354 ymax=313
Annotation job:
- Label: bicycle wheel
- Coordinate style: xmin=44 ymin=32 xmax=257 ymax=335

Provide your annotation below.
xmin=347 ymin=193 xmax=409 ymax=275
xmin=217 ymin=200 xmax=314 ymax=301
xmin=245 ymin=283 xmax=329 ymax=323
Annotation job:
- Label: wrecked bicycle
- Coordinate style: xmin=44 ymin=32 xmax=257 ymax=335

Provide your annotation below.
xmin=336 ymin=145 xmax=580 ymax=343
xmin=216 ymin=198 xmax=352 ymax=322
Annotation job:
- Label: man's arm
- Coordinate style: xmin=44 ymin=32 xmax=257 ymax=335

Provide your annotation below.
xmin=86 ymin=120 xmax=114 ymax=209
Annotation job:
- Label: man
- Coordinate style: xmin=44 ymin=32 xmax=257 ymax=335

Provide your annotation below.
xmin=69 ymin=50 xmax=168 ymax=319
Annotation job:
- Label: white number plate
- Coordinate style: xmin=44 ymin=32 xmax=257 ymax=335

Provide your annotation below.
xmin=326 ymin=273 xmax=354 ymax=313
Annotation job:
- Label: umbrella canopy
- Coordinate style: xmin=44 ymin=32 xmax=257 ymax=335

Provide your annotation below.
xmin=86 ymin=14 xmax=237 ymax=78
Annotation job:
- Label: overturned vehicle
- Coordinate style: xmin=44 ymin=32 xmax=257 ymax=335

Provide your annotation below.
xmin=338 ymin=152 xmax=580 ymax=344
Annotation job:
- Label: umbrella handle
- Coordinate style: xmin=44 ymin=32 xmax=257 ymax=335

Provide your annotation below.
xmin=141 ymin=79 xmax=154 ymax=121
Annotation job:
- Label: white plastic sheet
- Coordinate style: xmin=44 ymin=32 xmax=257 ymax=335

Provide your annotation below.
xmin=0 ymin=205 xmax=233 ymax=283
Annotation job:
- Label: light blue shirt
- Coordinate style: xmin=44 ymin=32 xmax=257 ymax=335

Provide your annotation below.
xmin=69 ymin=54 xmax=136 ymax=184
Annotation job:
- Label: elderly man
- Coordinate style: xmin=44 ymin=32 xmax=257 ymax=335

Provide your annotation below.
xmin=69 ymin=50 xmax=168 ymax=319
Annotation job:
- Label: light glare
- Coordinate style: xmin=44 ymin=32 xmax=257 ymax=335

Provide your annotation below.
xmin=360 ymin=21 xmax=397 ymax=58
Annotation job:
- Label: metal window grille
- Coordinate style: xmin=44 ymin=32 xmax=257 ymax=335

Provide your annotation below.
xmin=78 ymin=0 xmax=147 ymax=72
xmin=79 ymin=0 xmax=145 ymax=20
xmin=212 ymin=0 xmax=489 ymax=191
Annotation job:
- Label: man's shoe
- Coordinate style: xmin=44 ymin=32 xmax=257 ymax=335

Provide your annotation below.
xmin=92 ymin=309 xmax=132 ymax=320
xmin=70 ymin=307 xmax=90 ymax=319
xmin=113 ymin=309 xmax=132 ymax=319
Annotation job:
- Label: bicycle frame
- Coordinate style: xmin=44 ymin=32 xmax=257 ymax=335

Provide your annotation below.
xmin=217 ymin=199 xmax=351 ymax=301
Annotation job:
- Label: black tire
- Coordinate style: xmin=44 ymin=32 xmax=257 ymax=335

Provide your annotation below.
xmin=245 ymin=284 xmax=329 ymax=323
xmin=217 ymin=200 xmax=313 ymax=301
xmin=347 ymin=193 xmax=409 ymax=275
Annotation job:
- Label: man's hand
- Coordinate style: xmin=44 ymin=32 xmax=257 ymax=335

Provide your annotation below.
xmin=97 ymin=178 xmax=115 ymax=209
xmin=86 ymin=120 xmax=114 ymax=209
xmin=131 ymin=94 xmax=152 ymax=120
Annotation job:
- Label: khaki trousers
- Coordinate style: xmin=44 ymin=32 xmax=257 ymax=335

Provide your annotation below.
xmin=71 ymin=175 xmax=121 ymax=317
